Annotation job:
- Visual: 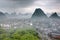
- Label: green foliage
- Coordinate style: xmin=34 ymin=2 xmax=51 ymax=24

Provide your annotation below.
xmin=0 ymin=27 xmax=41 ymax=40
xmin=0 ymin=26 xmax=8 ymax=40
xmin=21 ymin=34 xmax=39 ymax=40
xmin=0 ymin=26 xmax=6 ymax=34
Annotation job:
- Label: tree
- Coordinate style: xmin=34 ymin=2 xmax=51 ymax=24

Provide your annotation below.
xmin=21 ymin=34 xmax=39 ymax=40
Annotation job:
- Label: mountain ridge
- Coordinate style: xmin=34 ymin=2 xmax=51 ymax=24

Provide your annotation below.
xmin=31 ymin=8 xmax=47 ymax=19
xmin=49 ymin=12 xmax=60 ymax=19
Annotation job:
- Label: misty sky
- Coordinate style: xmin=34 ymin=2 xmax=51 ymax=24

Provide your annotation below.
xmin=0 ymin=0 xmax=60 ymax=14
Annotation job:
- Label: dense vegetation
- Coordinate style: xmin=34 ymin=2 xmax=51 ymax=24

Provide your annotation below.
xmin=0 ymin=26 xmax=41 ymax=40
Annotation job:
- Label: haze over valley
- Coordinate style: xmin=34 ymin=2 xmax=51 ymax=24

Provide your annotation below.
xmin=0 ymin=0 xmax=60 ymax=40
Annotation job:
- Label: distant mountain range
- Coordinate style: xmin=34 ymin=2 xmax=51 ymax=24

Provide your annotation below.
xmin=0 ymin=12 xmax=5 ymax=16
xmin=0 ymin=12 xmax=6 ymax=19
xmin=0 ymin=8 xmax=60 ymax=19
xmin=31 ymin=8 xmax=60 ymax=19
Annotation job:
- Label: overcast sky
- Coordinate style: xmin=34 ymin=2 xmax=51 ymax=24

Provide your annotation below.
xmin=0 ymin=0 xmax=60 ymax=14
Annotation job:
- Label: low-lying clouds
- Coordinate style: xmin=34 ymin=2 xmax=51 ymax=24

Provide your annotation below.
xmin=0 ymin=0 xmax=60 ymax=13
